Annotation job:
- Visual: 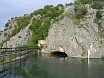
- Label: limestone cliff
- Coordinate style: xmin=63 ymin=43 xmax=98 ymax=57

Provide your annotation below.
xmin=0 ymin=16 xmax=33 ymax=48
xmin=0 ymin=0 xmax=104 ymax=59
xmin=0 ymin=4 xmax=64 ymax=48
xmin=45 ymin=4 xmax=104 ymax=58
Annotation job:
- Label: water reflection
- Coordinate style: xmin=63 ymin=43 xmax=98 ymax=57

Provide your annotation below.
xmin=88 ymin=59 xmax=104 ymax=78
xmin=35 ymin=54 xmax=104 ymax=78
xmin=0 ymin=54 xmax=48 ymax=78
xmin=0 ymin=59 xmax=26 ymax=78
xmin=0 ymin=53 xmax=104 ymax=78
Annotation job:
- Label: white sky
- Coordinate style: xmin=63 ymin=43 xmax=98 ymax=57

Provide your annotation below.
xmin=0 ymin=0 xmax=74 ymax=30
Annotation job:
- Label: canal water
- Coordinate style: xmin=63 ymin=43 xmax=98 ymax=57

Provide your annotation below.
xmin=1 ymin=53 xmax=104 ymax=78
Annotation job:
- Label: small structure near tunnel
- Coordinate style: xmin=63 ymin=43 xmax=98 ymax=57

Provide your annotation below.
xmin=38 ymin=40 xmax=47 ymax=52
xmin=38 ymin=40 xmax=46 ymax=47
xmin=58 ymin=46 xmax=65 ymax=52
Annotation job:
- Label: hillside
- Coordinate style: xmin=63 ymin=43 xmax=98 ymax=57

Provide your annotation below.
xmin=45 ymin=0 xmax=104 ymax=58
xmin=0 ymin=0 xmax=104 ymax=58
xmin=0 ymin=4 xmax=64 ymax=47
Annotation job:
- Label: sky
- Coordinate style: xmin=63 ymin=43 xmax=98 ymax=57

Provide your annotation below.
xmin=0 ymin=0 xmax=74 ymax=30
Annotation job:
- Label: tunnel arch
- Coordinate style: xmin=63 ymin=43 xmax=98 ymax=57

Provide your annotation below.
xmin=51 ymin=51 xmax=67 ymax=58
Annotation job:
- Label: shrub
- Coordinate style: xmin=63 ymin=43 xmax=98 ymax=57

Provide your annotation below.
xmin=92 ymin=1 xmax=103 ymax=9
xmin=96 ymin=10 xmax=102 ymax=19
xmin=28 ymin=4 xmax=64 ymax=46
xmin=5 ymin=23 xmax=9 ymax=28
xmin=75 ymin=5 xmax=87 ymax=19
xmin=4 ymin=32 xmax=7 ymax=37
xmin=76 ymin=0 xmax=92 ymax=4
xmin=94 ymin=18 xmax=99 ymax=23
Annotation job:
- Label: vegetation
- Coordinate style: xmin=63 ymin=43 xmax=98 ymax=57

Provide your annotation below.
xmin=74 ymin=3 xmax=87 ymax=19
xmin=96 ymin=10 xmax=102 ymax=19
xmin=28 ymin=4 xmax=64 ymax=46
xmin=0 ymin=4 xmax=64 ymax=47
xmin=92 ymin=1 xmax=103 ymax=9
xmin=76 ymin=0 xmax=103 ymax=9
xmin=1 ymin=0 xmax=104 ymax=47
xmin=0 ymin=15 xmax=32 ymax=47
xmin=74 ymin=0 xmax=103 ymax=22
xmin=94 ymin=10 xmax=102 ymax=23
xmin=16 ymin=16 xmax=31 ymax=29
xmin=75 ymin=0 xmax=92 ymax=4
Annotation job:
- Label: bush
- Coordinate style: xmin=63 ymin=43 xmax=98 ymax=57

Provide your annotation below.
xmin=96 ymin=10 xmax=102 ymax=19
xmin=4 ymin=32 xmax=7 ymax=37
xmin=75 ymin=0 xmax=92 ymax=4
xmin=28 ymin=4 xmax=64 ymax=46
xmin=5 ymin=23 xmax=9 ymax=28
xmin=75 ymin=5 xmax=87 ymax=19
xmin=92 ymin=1 xmax=103 ymax=9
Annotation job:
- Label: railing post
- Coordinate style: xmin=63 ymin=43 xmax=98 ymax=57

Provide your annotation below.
xmin=14 ymin=48 xmax=16 ymax=61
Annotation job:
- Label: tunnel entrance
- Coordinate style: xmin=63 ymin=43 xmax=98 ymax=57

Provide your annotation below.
xmin=51 ymin=51 xmax=67 ymax=58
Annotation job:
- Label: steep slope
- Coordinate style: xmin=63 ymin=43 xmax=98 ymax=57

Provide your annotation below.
xmin=45 ymin=2 xmax=104 ymax=58
xmin=0 ymin=18 xmax=18 ymax=47
xmin=0 ymin=0 xmax=104 ymax=58
xmin=2 ymin=16 xmax=36 ymax=48
xmin=0 ymin=4 xmax=64 ymax=48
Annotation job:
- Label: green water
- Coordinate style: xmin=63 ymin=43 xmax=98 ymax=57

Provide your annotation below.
xmin=2 ymin=53 xmax=104 ymax=78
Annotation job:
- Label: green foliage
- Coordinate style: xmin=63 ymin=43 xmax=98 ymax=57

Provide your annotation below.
xmin=1 ymin=14 xmax=32 ymax=47
xmin=75 ymin=0 xmax=104 ymax=6
xmin=29 ymin=18 xmax=42 ymax=31
xmin=4 ymin=23 xmax=10 ymax=31
xmin=1 ymin=4 xmax=64 ymax=47
xmin=75 ymin=4 xmax=87 ymax=19
xmin=75 ymin=0 xmax=92 ymax=4
xmin=55 ymin=4 xmax=64 ymax=9
xmin=16 ymin=16 xmax=31 ymax=29
xmin=94 ymin=18 xmax=99 ymax=23
xmin=0 ymin=33 xmax=1 ymax=36
xmin=44 ymin=5 xmax=53 ymax=10
xmin=96 ymin=10 xmax=102 ymax=19
xmin=66 ymin=3 xmax=73 ymax=6
xmin=28 ymin=4 xmax=64 ymax=46
xmin=1 ymin=15 xmax=32 ymax=47
xmin=4 ymin=32 xmax=7 ymax=37
xmin=92 ymin=1 xmax=103 ymax=9
xmin=5 ymin=22 xmax=9 ymax=28
xmin=31 ymin=9 xmax=46 ymax=16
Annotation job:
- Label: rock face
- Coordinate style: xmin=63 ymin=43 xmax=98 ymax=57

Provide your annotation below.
xmin=0 ymin=2 xmax=104 ymax=59
xmin=0 ymin=16 xmax=34 ymax=48
xmin=45 ymin=5 xmax=104 ymax=58
xmin=2 ymin=26 xmax=32 ymax=48
xmin=0 ymin=19 xmax=18 ymax=44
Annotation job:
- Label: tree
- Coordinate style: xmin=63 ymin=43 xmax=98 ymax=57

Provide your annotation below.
xmin=75 ymin=5 xmax=87 ymax=19
xmin=92 ymin=1 xmax=103 ymax=9
xmin=96 ymin=10 xmax=102 ymax=19
xmin=76 ymin=0 xmax=92 ymax=4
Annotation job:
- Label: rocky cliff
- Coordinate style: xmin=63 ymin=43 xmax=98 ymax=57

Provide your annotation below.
xmin=0 ymin=0 xmax=104 ymax=58
xmin=0 ymin=16 xmax=33 ymax=48
xmin=0 ymin=4 xmax=64 ymax=48
xmin=45 ymin=3 xmax=104 ymax=58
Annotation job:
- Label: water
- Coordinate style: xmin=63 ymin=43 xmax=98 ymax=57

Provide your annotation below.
xmin=0 ymin=53 xmax=104 ymax=78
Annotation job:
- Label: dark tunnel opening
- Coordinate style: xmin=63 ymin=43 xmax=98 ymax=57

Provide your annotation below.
xmin=51 ymin=51 xmax=67 ymax=58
